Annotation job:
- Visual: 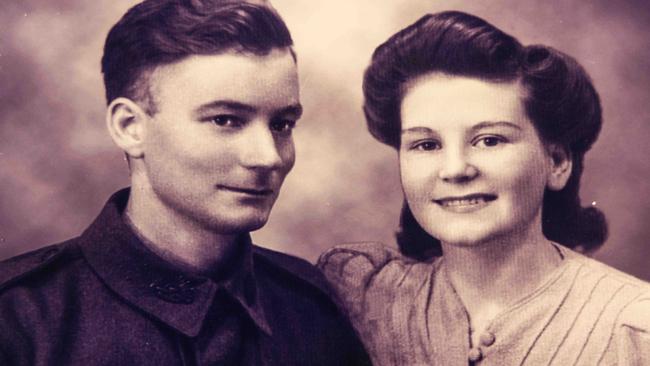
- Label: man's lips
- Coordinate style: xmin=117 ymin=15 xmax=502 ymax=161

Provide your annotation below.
xmin=433 ymin=193 xmax=497 ymax=207
xmin=217 ymin=185 xmax=274 ymax=196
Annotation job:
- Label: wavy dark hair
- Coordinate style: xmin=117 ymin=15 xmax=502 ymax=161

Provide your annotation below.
xmin=362 ymin=11 xmax=607 ymax=260
xmin=101 ymin=0 xmax=293 ymax=114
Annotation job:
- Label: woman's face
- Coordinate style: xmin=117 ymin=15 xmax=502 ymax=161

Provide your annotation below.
xmin=399 ymin=73 xmax=569 ymax=247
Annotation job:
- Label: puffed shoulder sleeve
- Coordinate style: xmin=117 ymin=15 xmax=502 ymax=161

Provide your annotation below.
xmin=317 ymin=242 xmax=403 ymax=316
xmin=612 ymin=294 xmax=650 ymax=364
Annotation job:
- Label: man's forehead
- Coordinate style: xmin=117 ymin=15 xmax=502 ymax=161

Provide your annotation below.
xmin=147 ymin=49 xmax=298 ymax=110
xmin=150 ymin=48 xmax=295 ymax=82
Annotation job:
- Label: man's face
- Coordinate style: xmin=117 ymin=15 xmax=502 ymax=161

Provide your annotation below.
xmin=139 ymin=49 xmax=300 ymax=234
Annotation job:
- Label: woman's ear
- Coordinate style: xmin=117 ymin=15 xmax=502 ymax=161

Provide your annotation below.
xmin=106 ymin=97 xmax=148 ymax=159
xmin=547 ymin=144 xmax=572 ymax=191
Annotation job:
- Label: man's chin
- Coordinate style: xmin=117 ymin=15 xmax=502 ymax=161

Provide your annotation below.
xmin=204 ymin=214 xmax=270 ymax=235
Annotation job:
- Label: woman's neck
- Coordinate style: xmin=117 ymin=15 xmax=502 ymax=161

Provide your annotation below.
xmin=440 ymin=226 xmax=563 ymax=337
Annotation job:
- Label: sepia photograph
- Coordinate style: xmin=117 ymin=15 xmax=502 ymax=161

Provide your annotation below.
xmin=1 ymin=0 xmax=649 ymax=364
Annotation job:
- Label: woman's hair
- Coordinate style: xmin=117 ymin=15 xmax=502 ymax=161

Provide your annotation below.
xmin=362 ymin=11 xmax=607 ymax=260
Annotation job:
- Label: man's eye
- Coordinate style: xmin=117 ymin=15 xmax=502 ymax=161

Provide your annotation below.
xmin=474 ymin=136 xmax=506 ymax=148
xmin=411 ymin=140 xmax=441 ymax=151
xmin=210 ymin=115 xmax=243 ymax=127
xmin=270 ymin=119 xmax=296 ymax=133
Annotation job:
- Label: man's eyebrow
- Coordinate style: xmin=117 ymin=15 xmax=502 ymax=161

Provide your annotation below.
xmin=193 ymin=100 xmax=303 ymax=118
xmin=277 ymin=103 xmax=303 ymax=118
xmin=194 ymin=100 xmax=257 ymax=115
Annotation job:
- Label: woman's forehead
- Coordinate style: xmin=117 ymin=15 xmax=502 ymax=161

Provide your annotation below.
xmin=400 ymin=73 xmax=529 ymax=131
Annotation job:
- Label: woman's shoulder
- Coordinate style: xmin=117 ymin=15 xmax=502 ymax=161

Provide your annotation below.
xmin=595 ymin=262 xmax=650 ymax=335
xmin=617 ymin=292 xmax=650 ymax=329
xmin=560 ymin=246 xmax=650 ymax=333
xmin=318 ymin=242 xmax=404 ymax=272
xmin=317 ymin=242 xmax=436 ymax=313
xmin=561 ymin=246 xmax=650 ymax=294
xmin=603 ymin=275 xmax=650 ymax=362
xmin=317 ymin=242 xmax=427 ymax=284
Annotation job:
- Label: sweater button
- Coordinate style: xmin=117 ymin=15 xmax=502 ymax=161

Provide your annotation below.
xmin=480 ymin=331 xmax=495 ymax=347
xmin=468 ymin=347 xmax=482 ymax=362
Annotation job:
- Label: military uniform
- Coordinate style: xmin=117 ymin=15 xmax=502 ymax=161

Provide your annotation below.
xmin=0 ymin=189 xmax=370 ymax=365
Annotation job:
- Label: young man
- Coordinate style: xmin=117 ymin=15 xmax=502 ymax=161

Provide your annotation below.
xmin=0 ymin=1 xmax=370 ymax=365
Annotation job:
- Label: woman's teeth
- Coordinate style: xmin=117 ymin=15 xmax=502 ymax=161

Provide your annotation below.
xmin=439 ymin=198 xmax=485 ymax=206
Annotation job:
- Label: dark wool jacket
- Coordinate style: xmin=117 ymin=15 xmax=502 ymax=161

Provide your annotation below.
xmin=0 ymin=189 xmax=370 ymax=366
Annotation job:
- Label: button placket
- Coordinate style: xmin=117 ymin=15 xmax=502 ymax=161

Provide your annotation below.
xmin=480 ymin=331 xmax=495 ymax=347
xmin=468 ymin=331 xmax=496 ymax=363
xmin=468 ymin=347 xmax=482 ymax=362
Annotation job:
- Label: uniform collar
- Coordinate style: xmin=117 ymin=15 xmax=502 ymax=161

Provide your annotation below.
xmin=80 ymin=188 xmax=272 ymax=337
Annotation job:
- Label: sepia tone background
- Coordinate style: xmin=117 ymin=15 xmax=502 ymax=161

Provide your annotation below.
xmin=1 ymin=0 xmax=649 ymax=280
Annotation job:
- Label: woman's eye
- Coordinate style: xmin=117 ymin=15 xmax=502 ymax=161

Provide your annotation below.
xmin=475 ymin=136 xmax=506 ymax=148
xmin=270 ymin=119 xmax=297 ymax=133
xmin=412 ymin=140 xmax=441 ymax=151
xmin=210 ymin=115 xmax=243 ymax=127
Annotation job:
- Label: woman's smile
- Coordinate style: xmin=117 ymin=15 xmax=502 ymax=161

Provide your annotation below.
xmin=433 ymin=193 xmax=497 ymax=213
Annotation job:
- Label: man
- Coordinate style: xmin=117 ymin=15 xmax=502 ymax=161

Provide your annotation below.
xmin=0 ymin=1 xmax=370 ymax=365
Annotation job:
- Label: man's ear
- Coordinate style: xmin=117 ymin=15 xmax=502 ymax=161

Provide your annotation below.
xmin=106 ymin=98 xmax=148 ymax=159
xmin=547 ymin=144 xmax=572 ymax=191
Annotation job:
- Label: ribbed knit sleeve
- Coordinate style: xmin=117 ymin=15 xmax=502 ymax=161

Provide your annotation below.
xmin=600 ymin=293 xmax=650 ymax=364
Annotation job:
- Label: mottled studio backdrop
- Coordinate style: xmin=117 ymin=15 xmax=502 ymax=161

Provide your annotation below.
xmin=1 ymin=0 xmax=649 ymax=280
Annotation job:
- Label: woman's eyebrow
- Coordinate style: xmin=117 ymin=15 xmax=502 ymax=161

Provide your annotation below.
xmin=401 ymin=121 xmax=522 ymax=136
xmin=471 ymin=121 xmax=522 ymax=132
xmin=401 ymin=126 xmax=435 ymax=135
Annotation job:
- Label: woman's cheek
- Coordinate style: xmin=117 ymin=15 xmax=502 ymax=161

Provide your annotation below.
xmin=401 ymin=158 xmax=435 ymax=201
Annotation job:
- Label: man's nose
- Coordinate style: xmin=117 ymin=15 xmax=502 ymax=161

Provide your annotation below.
xmin=437 ymin=147 xmax=478 ymax=183
xmin=240 ymin=122 xmax=285 ymax=170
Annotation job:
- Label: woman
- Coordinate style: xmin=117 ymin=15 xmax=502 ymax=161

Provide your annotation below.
xmin=318 ymin=11 xmax=650 ymax=365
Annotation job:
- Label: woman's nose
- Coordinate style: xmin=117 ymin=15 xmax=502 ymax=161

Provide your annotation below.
xmin=437 ymin=148 xmax=478 ymax=183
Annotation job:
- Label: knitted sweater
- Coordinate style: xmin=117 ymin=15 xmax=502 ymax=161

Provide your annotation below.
xmin=319 ymin=243 xmax=650 ymax=366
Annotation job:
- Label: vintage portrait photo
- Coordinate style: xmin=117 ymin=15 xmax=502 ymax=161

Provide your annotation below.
xmin=1 ymin=0 xmax=649 ymax=364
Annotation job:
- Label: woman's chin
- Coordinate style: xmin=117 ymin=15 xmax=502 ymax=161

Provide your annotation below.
xmin=440 ymin=238 xmax=488 ymax=249
xmin=434 ymin=229 xmax=506 ymax=249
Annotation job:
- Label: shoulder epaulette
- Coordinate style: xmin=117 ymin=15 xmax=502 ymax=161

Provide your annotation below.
xmin=0 ymin=243 xmax=69 ymax=291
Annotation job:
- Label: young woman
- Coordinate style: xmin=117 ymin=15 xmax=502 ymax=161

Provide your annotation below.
xmin=319 ymin=11 xmax=650 ymax=365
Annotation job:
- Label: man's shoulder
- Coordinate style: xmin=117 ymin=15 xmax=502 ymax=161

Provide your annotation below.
xmin=251 ymin=245 xmax=372 ymax=364
xmin=252 ymin=245 xmax=339 ymax=301
xmin=0 ymin=239 xmax=83 ymax=293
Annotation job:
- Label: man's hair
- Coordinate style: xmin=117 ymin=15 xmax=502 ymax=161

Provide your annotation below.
xmin=362 ymin=11 xmax=607 ymax=259
xmin=101 ymin=0 xmax=294 ymax=114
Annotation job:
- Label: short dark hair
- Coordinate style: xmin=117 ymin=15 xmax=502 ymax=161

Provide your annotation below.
xmin=362 ymin=11 xmax=607 ymax=260
xmin=101 ymin=0 xmax=294 ymax=114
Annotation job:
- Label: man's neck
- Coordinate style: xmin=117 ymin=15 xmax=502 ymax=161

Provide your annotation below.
xmin=125 ymin=187 xmax=240 ymax=275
